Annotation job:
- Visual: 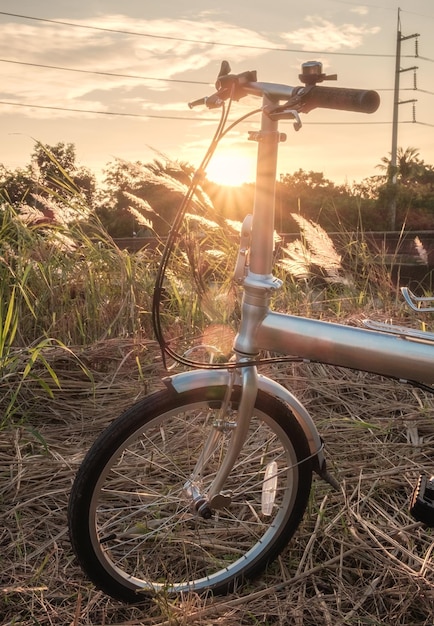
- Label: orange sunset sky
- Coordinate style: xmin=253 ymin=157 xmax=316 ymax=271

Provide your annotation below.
xmin=1 ymin=0 xmax=433 ymax=187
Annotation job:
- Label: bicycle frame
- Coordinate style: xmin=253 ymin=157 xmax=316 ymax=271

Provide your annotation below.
xmin=169 ymin=73 xmax=434 ymax=506
xmin=232 ymin=90 xmax=434 ymax=385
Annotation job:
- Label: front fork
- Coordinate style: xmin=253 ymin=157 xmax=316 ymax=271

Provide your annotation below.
xmin=183 ymin=228 xmax=282 ymax=517
xmin=183 ymin=365 xmax=259 ymax=517
xmin=184 ymin=105 xmax=282 ymax=517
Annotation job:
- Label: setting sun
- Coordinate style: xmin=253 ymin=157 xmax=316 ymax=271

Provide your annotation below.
xmin=206 ymin=152 xmax=255 ymax=187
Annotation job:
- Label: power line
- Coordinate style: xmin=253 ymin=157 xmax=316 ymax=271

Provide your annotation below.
xmin=402 ymin=10 xmax=434 ymax=21
xmin=365 ymin=87 xmax=433 ymax=95
xmin=7 ymin=58 xmax=432 ymax=94
xmin=0 ymin=10 xmax=410 ymax=59
xmin=0 ymin=58 xmax=210 ymax=85
xmin=0 ymin=100 xmax=196 ymax=120
xmin=5 ymin=58 xmax=434 ymax=95
xmin=0 ymin=12 xmax=432 ymax=128
xmin=3 ymin=56 xmax=434 ymax=99
xmin=1 ymin=99 xmax=428 ymax=126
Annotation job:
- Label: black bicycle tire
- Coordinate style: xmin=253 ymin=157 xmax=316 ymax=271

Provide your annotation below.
xmin=68 ymin=385 xmax=312 ymax=603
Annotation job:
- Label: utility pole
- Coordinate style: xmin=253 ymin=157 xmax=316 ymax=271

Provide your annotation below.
xmin=389 ymin=8 xmax=418 ymax=230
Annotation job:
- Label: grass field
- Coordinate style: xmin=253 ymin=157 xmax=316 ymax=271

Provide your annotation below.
xmin=2 ymin=342 xmax=434 ymax=625
xmin=1 ymin=175 xmax=434 ymax=624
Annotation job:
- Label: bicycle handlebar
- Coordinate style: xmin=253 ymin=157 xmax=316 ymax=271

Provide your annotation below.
xmin=188 ymin=64 xmax=380 ymax=115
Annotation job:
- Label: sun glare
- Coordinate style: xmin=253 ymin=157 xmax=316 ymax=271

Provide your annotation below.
xmin=206 ymin=152 xmax=255 ymax=187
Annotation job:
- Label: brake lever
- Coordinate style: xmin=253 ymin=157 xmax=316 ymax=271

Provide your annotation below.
xmin=265 ymin=105 xmax=302 ymax=131
xmin=188 ymin=93 xmax=224 ymax=109
xmin=188 ymin=61 xmax=257 ymax=109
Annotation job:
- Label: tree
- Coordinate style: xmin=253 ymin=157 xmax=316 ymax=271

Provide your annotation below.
xmin=377 ymin=146 xmax=423 ymax=185
xmin=0 ymin=142 xmax=96 ymax=211
xmin=99 ymin=157 xmax=199 ymax=237
xmin=278 ymin=169 xmax=356 ymax=232
xmin=31 ymin=142 xmax=96 ymax=206
xmin=373 ymin=147 xmax=434 ymax=230
xmin=0 ymin=165 xmax=33 ymax=206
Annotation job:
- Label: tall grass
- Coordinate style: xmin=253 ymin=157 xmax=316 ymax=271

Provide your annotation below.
xmin=274 ymin=212 xmax=434 ymax=320
xmin=0 ymin=168 xmax=159 ymax=426
xmin=0 ymin=195 xmax=160 ymax=345
xmin=1 ymin=156 xmax=432 ymax=425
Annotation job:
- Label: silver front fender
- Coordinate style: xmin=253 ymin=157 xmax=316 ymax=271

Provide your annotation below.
xmin=163 ymin=368 xmax=326 ymax=475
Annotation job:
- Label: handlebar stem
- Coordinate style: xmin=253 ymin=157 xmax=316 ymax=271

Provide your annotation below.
xmin=233 ymin=95 xmax=284 ymax=357
xmin=249 ymin=95 xmax=281 ymax=277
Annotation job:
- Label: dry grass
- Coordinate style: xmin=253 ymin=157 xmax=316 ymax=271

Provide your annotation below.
xmin=1 ymin=341 xmax=434 ymax=625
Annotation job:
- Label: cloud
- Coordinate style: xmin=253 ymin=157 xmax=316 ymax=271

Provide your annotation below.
xmin=350 ymin=6 xmax=370 ymax=16
xmin=280 ymin=16 xmax=380 ymax=52
xmin=0 ymin=14 xmax=274 ymax=118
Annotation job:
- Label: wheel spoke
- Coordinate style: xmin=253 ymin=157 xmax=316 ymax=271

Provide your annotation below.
xmin=69 ymin=387 xmax=312 ymax=600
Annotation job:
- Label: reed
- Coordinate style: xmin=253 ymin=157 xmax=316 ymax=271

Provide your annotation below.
xmin=1 ymin=157 xmax=434 ymax=623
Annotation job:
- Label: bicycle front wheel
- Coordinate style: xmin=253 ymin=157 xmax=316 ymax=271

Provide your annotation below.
xmin=68 ymin=385 xmax=313 ymax=603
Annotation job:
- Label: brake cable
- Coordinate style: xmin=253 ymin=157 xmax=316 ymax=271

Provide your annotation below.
xmin=150 ymin=93 xmax=307 ymax=371
xmin=151 ymin=94 xmax=426 ymax=387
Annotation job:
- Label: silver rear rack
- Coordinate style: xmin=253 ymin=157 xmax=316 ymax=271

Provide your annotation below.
xmin=363 ymin=286 xmax=434 ymax=344
xmin=401 ymin=287 xmax=434 ymax=313
xmin=362 ymin=319 xmax=434 ymax=344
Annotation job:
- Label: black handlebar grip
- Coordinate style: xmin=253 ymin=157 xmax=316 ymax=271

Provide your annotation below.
xmin=301 ymin=86 xmax=380 ymax=114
